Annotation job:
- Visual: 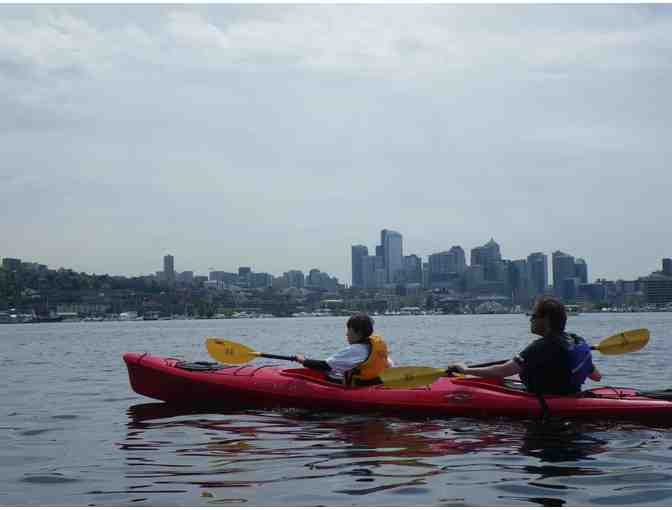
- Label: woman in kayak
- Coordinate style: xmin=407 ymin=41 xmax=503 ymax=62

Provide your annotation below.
xmin=448 ymin=297 xmax=601 ymax=394
xmin=295 ymin=313 xmax=394 ymax=386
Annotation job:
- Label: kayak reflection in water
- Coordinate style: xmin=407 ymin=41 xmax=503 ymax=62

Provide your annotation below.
xmin=447 ymin=297 xmax=602 ymax=395
xmin=294 ymin=313 xmax=395 ymax=386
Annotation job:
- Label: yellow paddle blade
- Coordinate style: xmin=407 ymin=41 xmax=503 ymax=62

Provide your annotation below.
xmin=595 ymin=328 xmax=649 ymax=355
xmin=205 ymin=337 xmax=260 ymax=364
xmin=379 ymin=366 xmax=446 ymax=389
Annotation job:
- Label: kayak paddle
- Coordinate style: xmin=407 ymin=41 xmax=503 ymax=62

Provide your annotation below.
xmin=379 ymin=328 xmax=650 ymax=389
xmin=206 ymin=337 xmax=298 ymax=364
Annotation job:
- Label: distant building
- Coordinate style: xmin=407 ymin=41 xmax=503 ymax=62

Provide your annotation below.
xmin=284 ymin=270 xmax=305 ymax=289
xmin=362 ymin=255 xmax=385 ymax=289
xmin=663 ymin=258 xmax=672 ymax=277
xmin=643 ymin=274 xmax=672 ymax=305
xmin=527 ymin=252 xmax=548 ymax=297
xmin=209 ymin=271 xmax=238 ymax=286
xmin=177 ymin=271 xmax=194 ymax=284
xmin=381 ymin=229 xmax=403 ymax=284
xmin=575 ymin=258 xmax=588 ymax=284
xmin=471 ymin=239 xmax=502 ymax=281
xmin=2 ymin=258 xmax=21 ymax=271
xmin=509 ymin=259 xmax=531 ymax=305
xmin=552 ymin=251 xmax=575 ymax=298
xmin=402 ymin=254 xmax=423 ymax=284
xmin=250 ymin=272 xmax=273 ymax=289
xmin=351 ymin=245 xmax=368 ymax=288
xmin=163 ymin=254 xmax=175 ymax=284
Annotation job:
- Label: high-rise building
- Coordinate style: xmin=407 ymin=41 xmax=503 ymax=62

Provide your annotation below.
xmin=509 ymin=259 xmax=530 ymax=304
xmin=163 ymin=254 xmax=175 ymax=283
xmin=575 ymin=258 xmax=588 ymax=284
xmin=402 ymin=254 xmax=423 ymax=284
xmin=471 ymin=239 xmax=502 ymax=281
xmin=663 ymin=258 xmax=672 ymax=276
xmin=527 ymin=252 xmax=548 ymax=297
xmin=552 ymin=251 xmax=576 ymax=297
xmin=362 ymin=255 xmax=385 ymax=289
xmin=381 ymin=229 xmax=403 ymax=284
xmin=351 ymin=245 xmax=369 ymax=288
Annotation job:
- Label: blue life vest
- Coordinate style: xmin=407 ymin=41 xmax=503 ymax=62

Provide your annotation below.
xmin=567 ymin=334 xmax=593 ymax=389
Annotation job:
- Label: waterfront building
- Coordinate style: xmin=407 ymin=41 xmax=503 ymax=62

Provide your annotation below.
xmin=351 ymin=245 xmax=368 ymax=288
xmin=527 ymin=252 xmax=548 ymax=297
xmin=552 ymin=251 xmax=575 ymax=297
xmin=643 ymin=274 xmax=672 ymax=305
xmin=578 ymin=282 xmax=607 ymax=304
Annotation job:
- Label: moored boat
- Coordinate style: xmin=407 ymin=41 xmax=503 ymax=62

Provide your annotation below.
xmin=123 ymin=352 xmax=672 ymax=421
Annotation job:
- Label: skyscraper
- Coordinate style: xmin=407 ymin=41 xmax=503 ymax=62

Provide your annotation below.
xmin=471 ymin=239 xmax=502 ymax=281
xmin=402 ymin=254 xmax=423 ymax=284
xmin=381 ymin=229 xmax=403 ymax=284
xmin=163 ymin=254 xmax=175 ymax=284
xmin=552 ymin=251 xmax=576 ymax=297
xmin=663 ymin=258 xmax=672 ymax=276
xmin=527 ymin=252 xmax=548 ymax=296
xmin=575 ymin=258 xmax=588 ymax=284
xmin=351 ymin=245 xmax=369 ymax=288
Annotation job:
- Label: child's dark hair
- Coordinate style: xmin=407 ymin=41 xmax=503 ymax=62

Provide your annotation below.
xmin=347 ymin=313 xmax=374 ymax=339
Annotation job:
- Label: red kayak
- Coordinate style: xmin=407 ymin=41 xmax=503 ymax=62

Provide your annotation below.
xmin=123 ymin=352 xmax=672 ymax=420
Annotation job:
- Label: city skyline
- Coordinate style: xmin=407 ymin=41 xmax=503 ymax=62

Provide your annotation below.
xmin=1 ymin=5 xmax=671 ymax=284
xmin=3 ymin=233 xmax=669 ymax=288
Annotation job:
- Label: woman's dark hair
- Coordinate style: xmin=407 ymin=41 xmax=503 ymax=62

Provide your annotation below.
xmin=347 ymin=313 xmax=374 ymax=339
xmin=533 ymin=297 xmax=567 ymax=332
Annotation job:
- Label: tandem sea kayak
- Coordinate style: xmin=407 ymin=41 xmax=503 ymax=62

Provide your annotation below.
xmin=123 ymin=352 xmax=672 ymax=421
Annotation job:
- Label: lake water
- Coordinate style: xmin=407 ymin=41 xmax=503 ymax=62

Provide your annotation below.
xmin=1 ymin=313 xmax=672 ymax=506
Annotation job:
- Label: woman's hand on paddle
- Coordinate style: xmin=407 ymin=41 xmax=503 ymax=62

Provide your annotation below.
xmin=295 ymin=355 xmax=305 ymax=364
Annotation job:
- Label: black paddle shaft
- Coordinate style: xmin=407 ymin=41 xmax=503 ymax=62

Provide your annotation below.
xmin=259 ymin=353 xmax=298 ymax=362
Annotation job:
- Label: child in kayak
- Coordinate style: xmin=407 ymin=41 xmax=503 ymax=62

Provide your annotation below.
xmin=295 ymin=313 xmax=394 ymax=386
xmin=448 ymin=297 xmax=601 ymax=395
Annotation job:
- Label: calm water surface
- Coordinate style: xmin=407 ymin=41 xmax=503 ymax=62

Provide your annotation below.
xmin=1 ymin=313 xmax=672 ymax=506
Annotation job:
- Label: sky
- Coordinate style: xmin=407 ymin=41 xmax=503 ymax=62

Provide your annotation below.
xmin=1 ymin=3 xmax=671 ymax=284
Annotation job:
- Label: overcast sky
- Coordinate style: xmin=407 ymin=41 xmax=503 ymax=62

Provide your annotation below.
xmin=1 ymin=4 xmax=671 ymax=284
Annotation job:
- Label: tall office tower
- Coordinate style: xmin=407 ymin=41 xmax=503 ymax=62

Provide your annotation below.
xmin=663 ymin=258 xmax=672 ymax=276
xmin=446 ymin=246 xmax=467 ymax=274
xmin=575 ymin=258 xmax=588 ymax=284
xmin=471 ymin=239 xmax=502 ymax=281
xmin=527 ymin=252 xmax=548 ymax=296
xmin=163 ymin=254 xmax=175 ymax=283
xmin=552 ymin=251 xmax=576 ymax=297
xmin=510 ymin=259 xmax=531 ymax=304
xmin=381 ymin=229 xmax=403 ymax=284
xmin=351 ymin=245 xmax=369 ymax=288
xmin=362 ymin=255 xmax=385 ymax=289
xmin=402 ymin=254 xmax=423 ymax=284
